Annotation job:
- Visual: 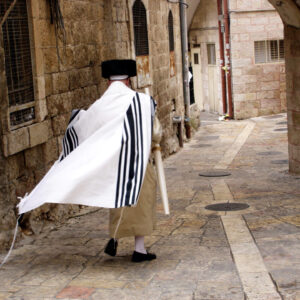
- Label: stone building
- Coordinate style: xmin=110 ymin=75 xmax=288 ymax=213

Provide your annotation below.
xmin=186 ymin=0 xmax=300 ymax=174
xmin=188 ymin=0 xmax=286 ymax=119
xmin=0 ymin=0 xmax=196 ymax=248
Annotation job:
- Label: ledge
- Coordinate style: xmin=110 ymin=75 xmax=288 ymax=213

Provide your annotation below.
xmin=2 ymin=120 xmax=51 ymax=157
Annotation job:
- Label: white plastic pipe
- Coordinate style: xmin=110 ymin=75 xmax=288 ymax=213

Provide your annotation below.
xmin=153 ymin=144 xmax=170 ymax=215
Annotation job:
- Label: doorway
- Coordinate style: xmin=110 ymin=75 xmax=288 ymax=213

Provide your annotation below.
xmin=191 ymin=46 xmax=204 ymax=110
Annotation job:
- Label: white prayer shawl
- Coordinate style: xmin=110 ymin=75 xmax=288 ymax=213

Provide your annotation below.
xmin=18 ymin=82 xmax=155 ymax=214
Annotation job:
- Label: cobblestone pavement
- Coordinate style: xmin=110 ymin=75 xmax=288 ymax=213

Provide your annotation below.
xmin=1 ymin=113 xmax=299 ymax=300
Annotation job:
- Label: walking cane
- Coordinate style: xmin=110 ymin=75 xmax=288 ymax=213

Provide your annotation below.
xmin=145 ymin=88 xmax=170 ymax=215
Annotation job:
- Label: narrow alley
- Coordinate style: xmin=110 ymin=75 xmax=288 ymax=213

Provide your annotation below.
xmin=1 ymin=113 xmax=299 ymax=300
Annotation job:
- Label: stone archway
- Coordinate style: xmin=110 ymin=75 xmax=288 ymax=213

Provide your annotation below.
xmin=268 ymin=0 xmax=300 ymax=173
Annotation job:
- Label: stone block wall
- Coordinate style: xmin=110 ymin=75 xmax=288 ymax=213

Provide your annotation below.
xmin=147 ymin=0 xmax=187 ymax=154
xmin=285 ymin=25 xmax=300 ymax=174
xmin=0 ymin=0 xmax=187 ymax=249
xmin=230 ymin=4 xmax=286 ymax=119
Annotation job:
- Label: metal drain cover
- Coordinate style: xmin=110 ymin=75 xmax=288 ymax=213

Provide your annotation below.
xmin=205 ymin=202 xmax=249 ymax=211
xmin=271 ymin=159 xmax=288 ymax=164
xmin=199 ymin=170 xmax=231 ymax=177
xmin=263 ymin=115 xmax=283 ymax=119
xmin=191 ymin=144 xmax=212 ymax=148
xmin=274 ymin=128 xmax=287 ymax=132
xmin=257 ymin=151 xmax=282 ymax=156
xmin=197 ymin=135 xmax=219 ymax=141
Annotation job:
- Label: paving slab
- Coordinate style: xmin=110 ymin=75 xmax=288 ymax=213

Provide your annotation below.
xmin=1 ymin=112 xmax=299 ymax=299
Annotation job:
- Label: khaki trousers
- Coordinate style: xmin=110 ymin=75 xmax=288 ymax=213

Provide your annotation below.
xmin=109 ymin=163 xmax=157 ymax=238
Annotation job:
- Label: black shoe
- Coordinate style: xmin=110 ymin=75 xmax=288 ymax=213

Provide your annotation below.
xmin=104 ymin=239 xmax=118 ymax=256
xmin=131 ymin=251 xmax=156 ymax=263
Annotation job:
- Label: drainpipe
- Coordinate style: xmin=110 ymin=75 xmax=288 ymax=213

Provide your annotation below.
xmin=223 ymin=0 xmax=234 ymax=119
xmin=179 ymin=0 xmax=191 ymax=138
xmin=217 ymin=0 xmax=227 ymax=115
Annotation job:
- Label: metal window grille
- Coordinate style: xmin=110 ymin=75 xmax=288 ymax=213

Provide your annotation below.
xmin=254 ymin=40 xmax=284 ymax=64
xmin=1 ymin=0 xmax=35 ymax=127
xmin=207 ymin=43 xmax=216 ymax=65
xmin=132 ymin=0 xmax=149 ymax=56
xmin=168 ymin=11 xmax=174 ymax=52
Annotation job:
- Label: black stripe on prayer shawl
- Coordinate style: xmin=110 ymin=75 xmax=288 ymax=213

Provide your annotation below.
xmin=120 ymin=119 xmax=130 ymax=207
xmin=135 ymin=93 xmax=144 ymax=203
xmin=114 ymin=94 xmax=145 ymax=208
xmin=124 ymin=105 xmax=136 ymax=206
xmin=68 ymin=109 xmax=81 ymax=124
xmin=60 ymin=126 xmax=79 ymax=161
xmin=130 ymin=96 xmax=141 ymax=206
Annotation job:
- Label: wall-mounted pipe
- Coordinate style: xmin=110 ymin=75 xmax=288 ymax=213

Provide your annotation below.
xmin=179 ymin=0 xmax=191 ymax=138
xmin=223 ymin=0 xmax=233 ymax=119
xmin=217 ymin=0 xmax=227 ymax=115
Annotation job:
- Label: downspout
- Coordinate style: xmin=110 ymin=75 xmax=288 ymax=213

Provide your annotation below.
xmin=223 ymin=0 xmax=233 ymax=118
xmin=217 ymin=0 xmax=227 ymax=115
xmin=179 ymin=0 xmax=191 ymax=138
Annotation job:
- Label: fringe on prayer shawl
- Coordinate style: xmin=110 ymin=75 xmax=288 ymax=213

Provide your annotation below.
xmin=0 ymin=215 xmax=21 ymax=269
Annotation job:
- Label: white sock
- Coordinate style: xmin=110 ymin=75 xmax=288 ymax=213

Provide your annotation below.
xmin=134 ymin=236 xmax=147 ymax=254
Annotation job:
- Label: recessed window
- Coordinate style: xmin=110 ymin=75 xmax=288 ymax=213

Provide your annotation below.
xmin=194 ymin=53 xmax=199 ymax=65
xmin=168 ymin=11 xmax=174 ymax=52
xmin=1 ymin=0 xmax=35 ymax=128
xmin=132 ymin=0 xmax=149 ymax=56
xmin=254 ymin=40 xmax=284 ymax=64
xmin=207 ymin=43 xmax=216 ymax=65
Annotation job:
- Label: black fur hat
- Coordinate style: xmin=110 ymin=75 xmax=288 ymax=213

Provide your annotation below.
xmin=101 ymin=59 xmax=137 ymax=79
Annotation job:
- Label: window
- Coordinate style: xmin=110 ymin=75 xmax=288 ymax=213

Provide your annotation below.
xmin=207 ymin=43 xmax=216 ymax=65
xmin=132 ymin=0 xmax=149 ymax=56
xmin=194 ymin=53 xmax=199 ymax=65
xmin=168 ymin=11 xmax=174 ymax=52
xmin=254 ymin=40 xmax=284 ymax=64
xmin=1 ymin=0 xmax=35 ymax=128
xmin=132 ymin=0 xmax=150 ymax=87
xmin=168 ymin=10 xmax=176 ymax=77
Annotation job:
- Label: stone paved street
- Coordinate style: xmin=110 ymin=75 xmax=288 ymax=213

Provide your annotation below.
xmin=0 ymin=112 xmax=299 ymax=300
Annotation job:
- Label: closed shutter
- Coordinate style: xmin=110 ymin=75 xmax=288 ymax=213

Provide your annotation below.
xmin=1 ymin=0 xmax=35 ymax=128
xmin=255 ymin=40 xmax=284 ymax=64
xmin=254 ymin=41 xmax=267 ymax=64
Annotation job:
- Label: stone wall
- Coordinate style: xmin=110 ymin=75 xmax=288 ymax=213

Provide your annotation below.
xmin=0 ymin=0 xmax=188 ymax=249
xmin=230 ymin=1 xmax=286 ymax=119
xmin=188 ymin=0 xmax=286 ymax=119
xmin=285 ymin=26 xmax=300 ymax=174
xmin=267 ymin=0 xmax=300 ymax=175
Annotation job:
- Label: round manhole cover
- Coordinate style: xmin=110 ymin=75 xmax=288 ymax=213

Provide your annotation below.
xmin=191 ymin=144 xmax=212 ymax=148
xmin=274 ymin=128 xmax=287 ymax=132
xmin=263 ymin=115 xmax=283 ymax=119
xmin=197 ymin=136 xmax=219 ymax=141
xmin=205 ymin=202 xmax=250 ymax=211
xmin=199 ymin=170 xmax=231 ymax=177
xmin=276 ymin=121 xmax=287 ymax=125
xmin=165 ymin=168 xmax=177 ymax=171
xmin=257 ymin=151 xmax=282 ymax=156
xmin=271 ymin=160 xmax=288 ymax=164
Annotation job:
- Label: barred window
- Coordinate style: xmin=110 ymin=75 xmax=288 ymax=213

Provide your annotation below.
xmin=1 ymin=0 xmax=35 ymax=128
xmin=207 ymin=43 xmax=216 ymax=65
xmin=168 ymin=11 xmax=174 ymax=52
xmin=133 ymin=0 xmax=149 ymax=56
xmin=254 ymin=40 xmax=284 ymax=64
